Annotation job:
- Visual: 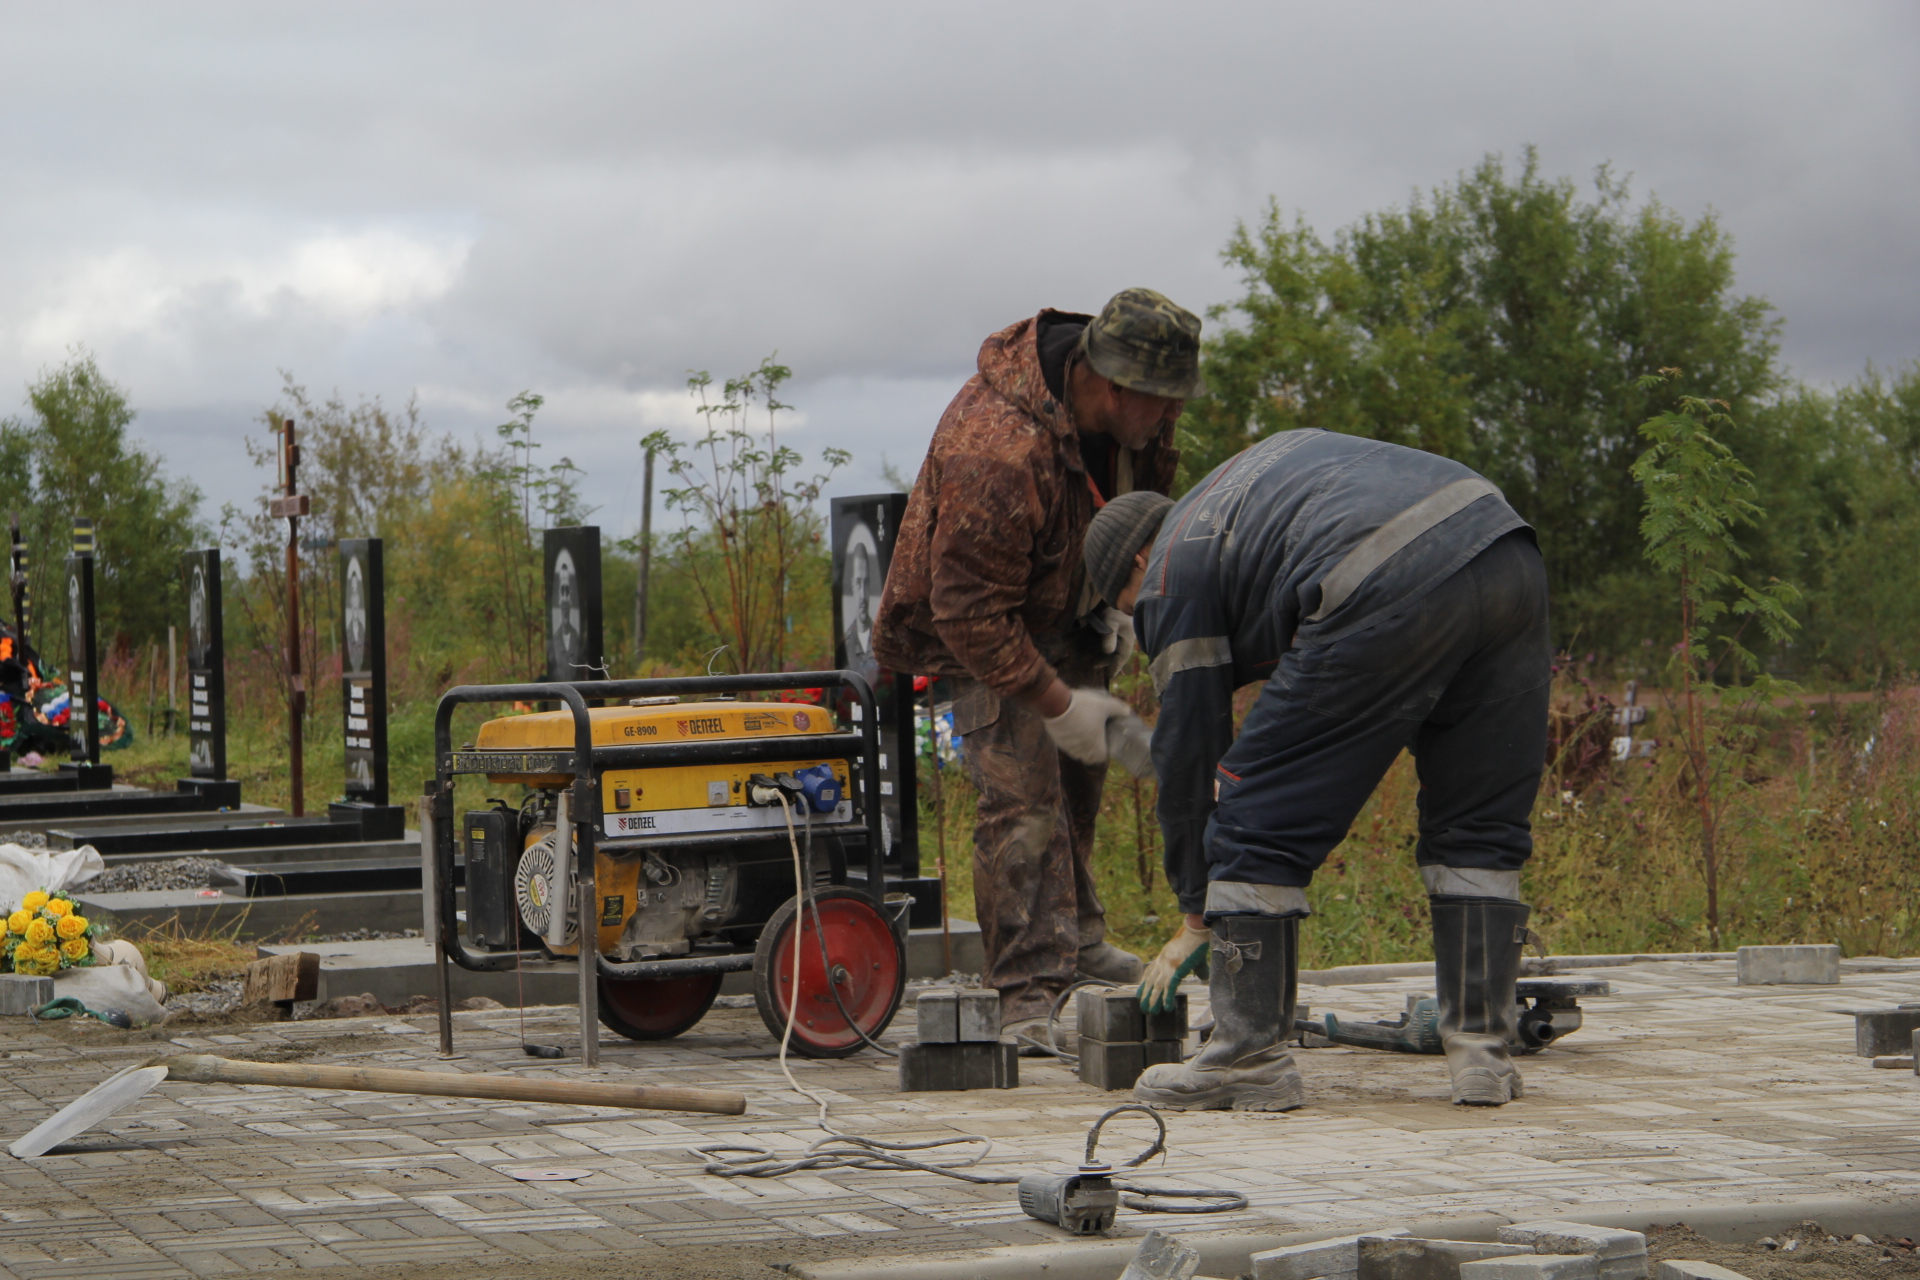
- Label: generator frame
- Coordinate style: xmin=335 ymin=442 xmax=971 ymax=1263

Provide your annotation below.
xmin=423 ymin=669 xmax=886 ymax=1064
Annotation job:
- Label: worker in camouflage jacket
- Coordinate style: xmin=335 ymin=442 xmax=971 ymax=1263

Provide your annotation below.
xmin=873 ymin=288 xmax=1199 ymax=1045
xmin=1083 ymin=430 xmax=1550 ymax=1108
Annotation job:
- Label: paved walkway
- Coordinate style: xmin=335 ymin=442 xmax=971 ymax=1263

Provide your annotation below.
xmin=3 ymin=957 xmax=1919 ymax=1278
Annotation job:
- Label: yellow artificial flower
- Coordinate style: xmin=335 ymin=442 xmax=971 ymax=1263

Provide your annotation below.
xmin=24 ymin=918 xmax=53 ymax=945
xmin=44 ymin=897 xmax=71 ymax=918
xmin=56 ymin=915 xmax=86 ymax=940
xmin=20 ymin=890 xmax=48 ymax=911
xmin=6 ymin=910 xmax=28 ymax=934
xmin=60 ymin=938 xmax=89 ymax=961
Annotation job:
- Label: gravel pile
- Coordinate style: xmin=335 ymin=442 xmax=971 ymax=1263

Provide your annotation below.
xmin=2 ymin=830 xmax=48 ymax=849
xmin=164 ymin=977 xmax=244 ymax=1016
xmin=310 ymin=928 xmax=421 ymax=942
xmin=87 ymin=856 xmax=229 ymax=893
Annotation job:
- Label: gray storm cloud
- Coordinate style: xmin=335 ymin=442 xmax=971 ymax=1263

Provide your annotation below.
xmin=0 ymin=1 xmax=1914 ymax=532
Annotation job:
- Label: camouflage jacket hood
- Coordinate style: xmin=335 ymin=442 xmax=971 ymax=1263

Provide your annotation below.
xmin=871 ymin=311 xmax=1178 ymax=698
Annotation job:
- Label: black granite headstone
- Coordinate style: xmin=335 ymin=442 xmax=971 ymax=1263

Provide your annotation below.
xmin=339 ymin=538 xmax=388 ymax=805
xmin=177 ymin=547 xmax=238 ymax=807
xmin=10 ymin=519 xmax=30 ymax=647
xmin=544 ymin=526 xmax=605 ymax=682
xmin=831 ymin=494 xmax=920 ymax=880
xmin=64 ymin=551 xmax=99 ymax=767
xmin=183 ymin=549 xmax=227 ymax=780
xmin=329 ymin=538 xmax=402 ymax=839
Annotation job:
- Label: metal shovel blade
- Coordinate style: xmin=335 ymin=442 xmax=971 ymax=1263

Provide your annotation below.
xmin=10 ymin=1064 xmax=168 ymax=1159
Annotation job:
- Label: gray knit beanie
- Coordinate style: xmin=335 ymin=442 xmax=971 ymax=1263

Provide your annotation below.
xmin=1084 ymin=491 xmax=1174 ymax=605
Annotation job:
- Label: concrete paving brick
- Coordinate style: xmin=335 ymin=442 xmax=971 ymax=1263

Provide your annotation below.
xmin=1736 ymin=945 xmax=1842 ymax=985
xmin=1461 ymin=1257 xmax=1601 ymax=1280
xmin=1253 ymin=1229 xmax=1411 ymax=1280
xmin=1358 ymin=1236 xmax=1535 ymax=1280
xmin=1655 ymin=1264 xmax=1752 ymax=1280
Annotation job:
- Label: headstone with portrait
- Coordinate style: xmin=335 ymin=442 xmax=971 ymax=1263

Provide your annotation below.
xmin=544 ymin=526 xmax=605 ymax=684
xmin=831 ymin=494 xmax=935 ymax=921
xmin=327 ymin=538 xmax=404 ymax=839
xmin=175 ymin=548 xmax=238 ymax=805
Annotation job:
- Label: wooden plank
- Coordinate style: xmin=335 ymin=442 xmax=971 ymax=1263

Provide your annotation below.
xmin=155 ymin=1053 xmax=745 ymax=1115
xmin=239 ymin=951 xmax=320 ymax=1005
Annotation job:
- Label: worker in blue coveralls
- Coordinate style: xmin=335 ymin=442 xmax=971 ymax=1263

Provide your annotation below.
xmin=1081 ymin=429 xmax=1550 ymax=1109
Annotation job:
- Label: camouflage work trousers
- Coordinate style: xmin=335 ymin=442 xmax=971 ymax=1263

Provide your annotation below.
xmin=953 ymin=677 xmax=1109 ymax=1022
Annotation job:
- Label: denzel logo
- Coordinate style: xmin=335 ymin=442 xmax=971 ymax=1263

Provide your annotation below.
xmin=676 ymin=717 xmax=724 ymax=736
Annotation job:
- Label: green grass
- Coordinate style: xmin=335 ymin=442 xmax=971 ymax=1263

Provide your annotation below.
xmin=920 ymin=683 xmax=1920 ymax=969
xmin=100 ymin=666 xmax=1920 ymax=972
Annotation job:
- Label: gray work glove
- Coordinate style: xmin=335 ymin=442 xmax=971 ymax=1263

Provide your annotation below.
xmin=1106 ymin=712 xmax=1154 ymax=779
xmin=1096 ymin=606 xmax=1136 ymax=668
xmin=1042 ymin=687 xmax=1131 ymax=764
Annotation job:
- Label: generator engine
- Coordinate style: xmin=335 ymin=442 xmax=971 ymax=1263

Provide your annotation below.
xmin=449 ymin=693 xmax=897 ymax=1051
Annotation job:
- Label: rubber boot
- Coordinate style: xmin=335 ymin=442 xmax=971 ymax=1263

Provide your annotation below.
xmin=1430 ymin=896 xmax=1528 ymax=1106
xmin=1132 ymin=914 xmax=1304 ymax=1112
xmin=1077 ymin=940 xmax=1143 ymax=983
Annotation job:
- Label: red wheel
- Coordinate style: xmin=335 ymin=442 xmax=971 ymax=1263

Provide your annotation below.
xmin=597 ymin=971 xmax=722 ymax=1041
xmin=753 ymin=887 xmax=904 ymax=1058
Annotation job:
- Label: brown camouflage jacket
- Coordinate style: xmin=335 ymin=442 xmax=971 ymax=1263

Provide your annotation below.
xmin=871 ymin=311 xmax=1179 ymax=699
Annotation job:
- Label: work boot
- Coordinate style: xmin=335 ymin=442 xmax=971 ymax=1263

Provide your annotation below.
xmin=1132 ymin=914 xmax=1304 ymax=1112
xmin=1077 ymin=940 xmax=1143 ymax=983
xmin=1430 ymin=895 xmax=1529 ymax=1106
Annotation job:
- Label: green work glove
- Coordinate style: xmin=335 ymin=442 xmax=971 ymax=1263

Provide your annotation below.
xmin=33 ymin=996 xmax=89 ymax=1020
xmin=1137 ymin=923 xmax=1212 ymax=1014
xmin=33 ymin=996 xmax=132 ymax=1027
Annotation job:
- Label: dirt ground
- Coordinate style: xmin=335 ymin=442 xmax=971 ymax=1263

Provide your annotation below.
xmin=110 ymin=1220 xmax=1918 ymax=1280
xmin=1649 ymin=1223 xmax=1920 ymax=1280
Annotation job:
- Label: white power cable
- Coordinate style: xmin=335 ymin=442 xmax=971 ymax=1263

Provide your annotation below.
xmin=697 ymin=784 xmax=1245 ymax=1216
xmin=774 ymin=798 xmax=820 ymax=1116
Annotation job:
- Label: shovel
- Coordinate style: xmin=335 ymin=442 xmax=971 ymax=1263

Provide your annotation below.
xmin=9 ymin=1053 xmax=747 ymax=1159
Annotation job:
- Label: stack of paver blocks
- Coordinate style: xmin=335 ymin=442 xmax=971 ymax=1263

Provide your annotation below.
xmin=898 ymin=987 xmax=1018 ymax=1091
xmin=1654 ymin=1264 xmax=1755 ymax=1280
xmin=1249 ymin=1221 xmax=1652 ymax=1280
xmin=1077 ymin=988 xmax=1187 ymax=1090
xmin=1853 ymin=1002 xmax=1920 ymax=1062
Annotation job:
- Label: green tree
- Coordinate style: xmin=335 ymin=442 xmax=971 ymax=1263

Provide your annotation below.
xmin=1188 ymin=149 xmax=1781 ymax=651
xmin=1771 ymin=362 xmax=1920 ymax=680
xmin=0 ymin=351 xmax=203 ymax=655
xmin=1631 ymin=370 xmax=1800 ymax=946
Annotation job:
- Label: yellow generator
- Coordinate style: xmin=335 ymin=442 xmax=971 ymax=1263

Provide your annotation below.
xmin=424 ymin=672 xmax=905 ymax=1060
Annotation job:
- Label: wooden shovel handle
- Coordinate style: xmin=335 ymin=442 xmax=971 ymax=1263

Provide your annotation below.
xmin=156 ymin=1054 xmax=746 ymax=1115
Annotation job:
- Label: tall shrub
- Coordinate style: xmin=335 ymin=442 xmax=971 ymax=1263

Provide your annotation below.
xmin=644 ymin=357 xmax=847 ymax=674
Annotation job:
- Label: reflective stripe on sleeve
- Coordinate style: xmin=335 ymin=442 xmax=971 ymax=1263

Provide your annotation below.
xmin=1148 ymin=635 xmax=1232 ymax=694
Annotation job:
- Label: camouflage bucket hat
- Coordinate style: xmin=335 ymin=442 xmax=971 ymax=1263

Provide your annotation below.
xmin=1078 ymin=287 xmax=1204 ymax=400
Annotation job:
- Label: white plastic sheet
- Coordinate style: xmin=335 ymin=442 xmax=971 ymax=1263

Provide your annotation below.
xmin=0 ymin=842 xmax=105 ymax=910
xmin=51 ymin=962 xmax=168 ymax=1023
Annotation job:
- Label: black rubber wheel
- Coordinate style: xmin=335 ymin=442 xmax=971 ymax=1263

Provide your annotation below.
xmin=596 ymin=971 xmax=723 ymax=1041
xmin=753 ymin=886 xmax=905 ymax=1058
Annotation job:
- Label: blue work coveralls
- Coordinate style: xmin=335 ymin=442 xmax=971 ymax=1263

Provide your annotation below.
xmin=1134 ymin=429 xmax=1551 ymax=916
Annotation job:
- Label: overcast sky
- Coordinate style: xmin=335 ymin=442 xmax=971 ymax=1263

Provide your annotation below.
xmin=2 ymin=2 xmax=1915 ymax=541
